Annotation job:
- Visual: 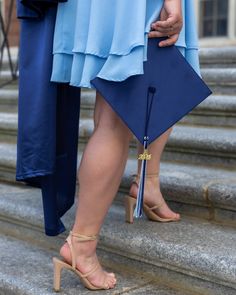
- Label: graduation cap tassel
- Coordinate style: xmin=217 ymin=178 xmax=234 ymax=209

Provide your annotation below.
xmin=134 ymin=87 xmax=156 ymax=218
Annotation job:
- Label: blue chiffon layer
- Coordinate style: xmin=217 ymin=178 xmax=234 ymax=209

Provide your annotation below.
xmin=51 ymin=0 xmax=200 ymax=88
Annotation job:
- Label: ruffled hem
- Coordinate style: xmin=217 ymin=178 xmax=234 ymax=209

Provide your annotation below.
xmin=51 ymin=45 xmax=200 ymax=88
xmin=51 ymin=43 xmax=146 ymax=88
xmin=51 ymin=0 xmax=200 ymax=88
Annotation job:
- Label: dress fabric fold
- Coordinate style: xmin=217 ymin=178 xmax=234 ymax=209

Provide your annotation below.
xmin=51 ymin=0 xmax=200 ymax=88
xmin=16 ymin=0 xmax=81 ymax=236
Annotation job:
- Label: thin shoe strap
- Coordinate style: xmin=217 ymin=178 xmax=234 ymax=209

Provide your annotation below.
xmin=148 ymin=200 xmax=165 ymax=211
xmin=136 ymin=173 xmax=159 ymax=178
xmin=80 ymin=262 xmax=100 ymax=278
xmin=65 ymin=234 xmax=77 ymax=269
xmin=65 ymin=231 xmax=98 ymax=270
xmin=131 ymin=173 xmax=159 ymax=185
xmin=70 ymin=231 xmax=98 ymax=241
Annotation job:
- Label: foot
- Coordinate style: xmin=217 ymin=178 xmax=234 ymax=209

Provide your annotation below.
xmin=129 ymin=176 xmax=180 ymax=220
xmin=60 ymin=238 xmax=117 ymax=289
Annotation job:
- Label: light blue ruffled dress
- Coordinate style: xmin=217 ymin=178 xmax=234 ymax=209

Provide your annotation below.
xmin=51 ymin=0 xmax=200 ymax=88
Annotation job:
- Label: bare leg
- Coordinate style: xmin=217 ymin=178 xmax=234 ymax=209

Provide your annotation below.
xmin=129 ymin=127 xmax=180 ymax=219
xmin=60 ymin=91 xmax=132 ymax=288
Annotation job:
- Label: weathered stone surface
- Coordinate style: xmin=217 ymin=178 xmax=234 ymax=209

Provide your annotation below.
xmin=2 ymin=112 xmax=236 ymax=167
xmin=208 ymin=182 xmax=236 ymax=209
xmin=1 ymin=143 xmax=236 ymax=222
xmin=1 ymin=49 xmax=18 ymax=70
xmin=80 ymin=91 xmax=236 ymax=127
xmin=199 ymin=47 xmax=236 ymax=68
xmin=165 ymin=124 xmax=236 ymax=167
xmin=101 ymin=205 xmax=236 ymax=289
xmin=78 ymin=120 xmax=236 ymax=167
xmin=201 ymin=68 xmax=236 ymax=95
xmin=180 ymin=95 xmax=236 ymax=127
xmin=0 ymin=234 xmax=161 ymax=295
xmin=0 ymin=183 xmax=236 ymax=293
xmin=0 ymin=89 xmax=18 ymax=113
xmin=0 ymin=142 xmax=16 ymax=168
xmin=80 ymin=90 xmax=96 ymax=118
xmin=0 ymin=113 xmax=17 ymax=140
xmin=201 ymin=68 xmax=236 ymax=84
xmin=196 ymin=95 xmax=236 ymax=112
xmin=122 ymin=284 xmax=187 ymax=295
xmin=0 ymin=71 xmax=18 ymax=86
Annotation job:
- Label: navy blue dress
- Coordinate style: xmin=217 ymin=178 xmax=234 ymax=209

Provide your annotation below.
xmin=16 ymin=0 xmax=81 ymax=236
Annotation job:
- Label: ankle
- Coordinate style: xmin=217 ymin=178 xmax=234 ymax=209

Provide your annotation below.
xmin=73 ymin=238 xmax=97 ymax=256
xmin=131 ymin=173 xmax=160 ymax=187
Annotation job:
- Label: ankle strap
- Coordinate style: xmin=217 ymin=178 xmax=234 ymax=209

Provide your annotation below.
xmin=65 ymin=231 xmax=98 ymax=269
xmin=135 ymin=173 xmax=159 ymax=179
xmin=70 ymin=231 xmax=98 ymax=241
xmin=131 ymin=173 xmax=159 ymax=185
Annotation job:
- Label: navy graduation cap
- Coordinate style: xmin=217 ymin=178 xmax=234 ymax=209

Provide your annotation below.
xmin=91 ymin=37 xmax=212 ymax=219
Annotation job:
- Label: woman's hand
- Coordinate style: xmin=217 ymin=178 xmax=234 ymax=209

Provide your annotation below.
xmin=148 ymin=0 xmax=183 ymax=47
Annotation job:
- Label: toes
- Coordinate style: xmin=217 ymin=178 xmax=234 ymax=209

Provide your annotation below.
xmin=109 ymin=272 xmax=115 ymax=277
xmin=104 ymin=275 xmax=116 ymax=289
xmin=107 ymin=272 xmax=116 ymax=278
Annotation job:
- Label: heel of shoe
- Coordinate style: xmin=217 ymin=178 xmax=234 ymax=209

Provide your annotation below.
xmin=53 ymin=257 xmax=69 ymax=292
xmin=124 ymin=195 xmax=137 ymax=223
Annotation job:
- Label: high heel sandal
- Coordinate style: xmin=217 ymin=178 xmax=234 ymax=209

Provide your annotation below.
xmin=125 ymin=173 xmax=181 ymax=224
xmin=53 ymin=230 xmax=114 ymax=292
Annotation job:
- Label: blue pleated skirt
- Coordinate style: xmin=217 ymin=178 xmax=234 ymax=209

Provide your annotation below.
xmin=51 ymin=0 xmax=200 ymax=88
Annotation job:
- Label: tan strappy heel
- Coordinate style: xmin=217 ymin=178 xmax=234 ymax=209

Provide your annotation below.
xmin=53 ymin=230 xmax=114 ymax=292
xmin=125 ymin=173 xmax=181 ymax=223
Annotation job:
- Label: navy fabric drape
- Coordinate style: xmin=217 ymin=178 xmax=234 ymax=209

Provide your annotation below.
xmin=18 ymin=0 xmax=66 ymax=18
xmin=16 ymin=0 xmax=81 ymax=236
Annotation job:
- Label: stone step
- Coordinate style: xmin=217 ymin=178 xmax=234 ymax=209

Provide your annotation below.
xmin=0 ymin=113 xmax=18 ymax=143
xmin=0 ymin=88 xmax=18 ymax=112
xmin=181 ymin=94 xmax=236 ymax=127
xmin=80 ymin=90 xmax=236 ymax=128
xmin=1 ymin=48 xmax=18 ymax=70
xmin=78 ymin=119 xmax=236 ymax=168
xmin=199 ymin=47 xmax=236 ymax=68
xmin=164 ymin=124 xmax=236 ymax=168
xmin=1 ymin=112 xmax=236 ymax=167
xmin=0 ymin=182 xmax=235 ymax=295
xmin=1 ymin=86 xmax=236 ymax=128
xmin=0 ymin=71 xmax=18 ymax=87
xmin=1 ymin=87 xmax=236 ymax=128
xmin=0 ymin=234 xmax=192 ymax=295
xmin=201 ymin=68 xmax=236 ymax=95
xmin=1 ymin=142 xmax=236 ymax=226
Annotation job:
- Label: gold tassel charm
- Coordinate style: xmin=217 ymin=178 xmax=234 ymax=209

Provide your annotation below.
xmin=138 ymin=149 xmax=152 ymax=161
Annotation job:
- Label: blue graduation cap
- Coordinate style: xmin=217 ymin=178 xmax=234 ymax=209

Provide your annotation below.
xmin=91 ymin=37 xmax=212 ymax=219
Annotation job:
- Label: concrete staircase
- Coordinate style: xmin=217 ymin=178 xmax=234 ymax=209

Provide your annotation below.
xmin=0 ymin=47 xmax=236 ymax=295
